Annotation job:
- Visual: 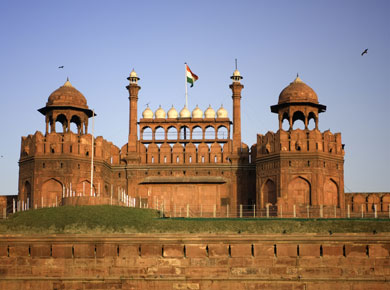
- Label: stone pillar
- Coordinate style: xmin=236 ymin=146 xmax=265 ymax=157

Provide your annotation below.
xmin=229 ymin=70 xmax=244 ymax=155
xmin=126 ymin=70 xmax=141 ymax=154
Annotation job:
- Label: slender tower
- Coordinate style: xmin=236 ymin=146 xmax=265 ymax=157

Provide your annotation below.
xmin=126 ymin=69 xmax=141 ymax=156
xmin=229 ymin=68 xmax=244 ymax=156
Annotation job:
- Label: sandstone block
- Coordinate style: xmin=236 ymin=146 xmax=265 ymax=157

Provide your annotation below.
xmin=369 ymin=244 xmax=390 ymax=257
xmin=52 ymin=244 xmax=72 ymax=258
xmin=253 ymin=244 xmax=275 ymax=257
xmin=322 ymin=245 xmax=343 ymax=256
xmin=141 ymin=244 xmax=162 ymax=257
xmin=299 ymin=244 xmax=320 ymax=256
xmin=163 ymin=244 xmax=184 ymax=258
xmin=230 ymin=244 xmax=252 ymax=257
xmin=8 ymin=244 xmax=29 ymax=257
xmin=96 ymin=243 xmax=117 ymax=258
xmin=74 ymin=243 xmax=95 ymax=258
xmin=208 ymin=244 xmax=228 ymax=257
xmin=31 ymin=244 xmax=51 ymax=257
xmin=186 ymin=244 xmax=207 ymax=258
xmin=277 ymin=244 xmax=298 ymax=257
xmin=345 ymin=245 xmax=367 ymax=257
xmin=119 ymin=244 xmax=139 ymax=257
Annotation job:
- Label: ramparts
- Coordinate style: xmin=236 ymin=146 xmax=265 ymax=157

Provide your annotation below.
xmin=0 ymin=233 xmax=389 ymax=289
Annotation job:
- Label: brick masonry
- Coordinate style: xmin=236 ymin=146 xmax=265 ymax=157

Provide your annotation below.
xmin=0 ymin=233 xmax=389 ymax=289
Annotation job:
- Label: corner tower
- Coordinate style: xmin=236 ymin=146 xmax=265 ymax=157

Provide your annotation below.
xmin=256 ymin=76 xmax=345 ymax=217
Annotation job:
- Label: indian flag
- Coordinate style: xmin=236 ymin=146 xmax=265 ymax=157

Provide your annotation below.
xmin=186 ymin=64 xmax=198 ymax=87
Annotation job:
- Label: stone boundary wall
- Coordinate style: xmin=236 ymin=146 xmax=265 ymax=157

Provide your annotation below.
xmin=0 ymin=233 xmax=389 ymax=289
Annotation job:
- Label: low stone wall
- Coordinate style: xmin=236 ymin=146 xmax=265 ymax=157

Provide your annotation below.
xmin=0 ymin=233 xmax=389 ymax=289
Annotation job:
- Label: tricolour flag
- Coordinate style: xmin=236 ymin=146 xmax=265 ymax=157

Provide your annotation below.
xmin=186 ymin=64 xmax=198 ymax=87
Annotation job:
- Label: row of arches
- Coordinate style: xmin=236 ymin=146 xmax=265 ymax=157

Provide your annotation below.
xmin=139 ymin=142 xmax=233 ymax=164
xmin=349 ymin=194 xmax=390 ymax=212
xmin=141 ymin=125 xmax=229 ymax=141
xmin=279 ymin=110 xmax=319 ymax=131
xmin=262 ymin=177 xmax=339 ymax=207
xmin=46 ymin=113 xmax=88 ymax=135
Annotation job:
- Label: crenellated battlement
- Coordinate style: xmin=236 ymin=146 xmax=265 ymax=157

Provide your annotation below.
xmin=20 ymin=131 xmax=121 ymax=165
xmin=256 ymin=129 xmax=344 ymax=157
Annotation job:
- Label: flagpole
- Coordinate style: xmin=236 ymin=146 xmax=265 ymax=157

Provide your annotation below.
xmin=185 ymin=63 xmax=188 ymax=108
xmin=90 ymin=109 xmax=94 ymax=197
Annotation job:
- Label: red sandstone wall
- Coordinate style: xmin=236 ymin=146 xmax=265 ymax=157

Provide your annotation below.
xmin=0 ymin=234 xmax=389 ymax=289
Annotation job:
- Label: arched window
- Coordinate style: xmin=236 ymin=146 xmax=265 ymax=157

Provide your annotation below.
xmin=142 ymin=127 xmax=152 ymax=140
xmin=217 ymin=126 xmax=228 ymax=139
xmin=205 ymin=126 xmax=215 ymax=139
xmin=192 ymin=126 xmax=203 ymax=140
xmin=155 ymin=127 xmax=165 ymax=141
xmin=262 ymin=179 xmax=277 ymax=205
xmin=308 ymin=112 xmax=316 ymax=130
xmin=167 ymin=126 xmax=178 ymax=140
xmin=70 ymin=115 xmax=81 ymax=134
xmin=282 ymin=112 xmax=289 ymax=131
xmin=55 ymin=114 xmax=67 ymax=133
xmin=292 ymin=111 xmax=305 ymax=130
xmin=180 ymin=126 xmax=190 ymax=140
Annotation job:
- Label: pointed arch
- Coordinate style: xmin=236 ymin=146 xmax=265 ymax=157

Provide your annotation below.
xmin=323 ymin=179 xmax=339 ymax=206
xmin=262 ymin=179 xmax=277 ymax=205
xmin=41 ymin=178 xmax=63 ymax=207
xmin=288 ymin=176 xmax=311 ymax=206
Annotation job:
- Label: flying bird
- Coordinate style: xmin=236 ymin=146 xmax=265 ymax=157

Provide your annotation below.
xmin=58 ymin=66 xmax=64 ymax=69
xmin=361 ymin=49 xmax=368 ymax=56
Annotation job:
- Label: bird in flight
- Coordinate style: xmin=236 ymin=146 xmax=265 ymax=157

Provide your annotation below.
xmin=58 ymin=66 xmax=64 ymax=69
xmin=361 ymin=49 xmax=368 ymax=56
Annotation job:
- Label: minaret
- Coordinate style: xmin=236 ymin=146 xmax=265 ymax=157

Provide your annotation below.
xmin=126 ymin=69 xmax=141 ymax=153
xmin=229 ymin=68 xmax=244 ymax=155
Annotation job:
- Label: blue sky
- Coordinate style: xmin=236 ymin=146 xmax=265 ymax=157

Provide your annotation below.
xmin=0 ymin=0 xmax=389 ymax=194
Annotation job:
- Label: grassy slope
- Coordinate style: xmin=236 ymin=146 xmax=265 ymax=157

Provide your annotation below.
xmin=0 ymin=205 xmax=389 ymax=234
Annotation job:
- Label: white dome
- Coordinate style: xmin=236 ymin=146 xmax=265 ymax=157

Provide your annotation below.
xmin=167 ymin=105 xmax=178 ymax=119
xmin=155 ymin=105 xmax=166 ymax=119
xmin=130 ymin=69 xmax=138 ymax=78
xmin=204 ymin=105 xmax=216 ymax=118
xmin=192 ymin=105 xmax=203 ymax=118
xmin=180 ymin=106 xmax=191 ymax=118
xmin=233 ymin=69 xmax=241 ymax=77
xmin=217 ymin=105 xmax=228 ymax=118
xmin=142 ymin=105 xmax=153 ymax=119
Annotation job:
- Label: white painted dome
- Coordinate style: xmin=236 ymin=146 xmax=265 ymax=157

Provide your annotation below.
xmin=129 ymin=69 xmax=138 ymax=78
xmin=204 ymin=105 xmax=216 ymax=118
xmin=180 ymin=106 xmax=191 ymax=118
xmin=155 ymin=105 xmax=166 ymax=119
xmin=167 ymin=105 xmax=178 ymax=119
xmin=217 ymin=105 xmax=228 ymax=118
xmin=192 ymin=105 xmax=203 ymax=118
xmin=142 ymin=105 xmax=153 ymax=119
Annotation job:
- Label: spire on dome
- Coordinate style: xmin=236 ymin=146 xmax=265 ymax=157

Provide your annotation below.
xmin=63 ymin=77 xmax=73 ymax=87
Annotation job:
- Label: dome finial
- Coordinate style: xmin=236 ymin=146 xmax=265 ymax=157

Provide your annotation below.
xmin=293 ymin=73 xmax=303 ymax=83
xmin=63 ymin=77 xmax=73 ymax=87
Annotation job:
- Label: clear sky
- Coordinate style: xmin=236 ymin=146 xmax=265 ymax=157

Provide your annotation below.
xmin=0 ymin=0 xmax=389 ymax=195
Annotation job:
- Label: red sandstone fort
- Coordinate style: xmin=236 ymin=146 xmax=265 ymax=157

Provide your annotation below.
xmin=0 ymin=68 xmax=388 ymax=217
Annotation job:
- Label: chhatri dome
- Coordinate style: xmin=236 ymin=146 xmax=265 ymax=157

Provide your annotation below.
xmin=142 ymin=105 xmax=153 ymax=119
xmin=180 ymin=106 xmax=191 ymax=118
xmin=167 ymin=105 xmax=178 ymax=119
xmin=46 ymin=78 xmax=88 ymax=108
xmin=216 ymin=104 xmax=228 ymax=118
xmin=204 ymin=105 xmax=216 ymax=118
xmin=155 ymin=105 xmax=166 ymax=119
xmin=192 ymin=105 xmax=203 ymax=118
xmin=278 ymin=75 xmax=318 ymax=104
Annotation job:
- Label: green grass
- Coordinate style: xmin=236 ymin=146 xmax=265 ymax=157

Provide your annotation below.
xmin=0 ymin=205 xmax=389 ymax=234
